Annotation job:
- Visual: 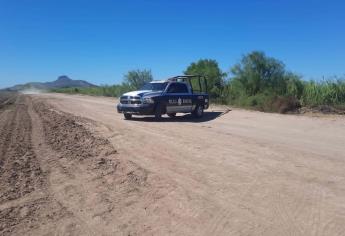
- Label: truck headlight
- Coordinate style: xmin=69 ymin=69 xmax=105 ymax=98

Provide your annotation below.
xmin=142 ymin=97 xmax=154 ymax=104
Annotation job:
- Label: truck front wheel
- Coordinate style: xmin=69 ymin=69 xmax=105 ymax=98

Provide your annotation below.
xmin=124 ymin=113 xmax=132 ymax=120
xmin=154 ymin=103 xmax=163 ymax=120
xmin=193 ymin=105 xmax=204 ymax=118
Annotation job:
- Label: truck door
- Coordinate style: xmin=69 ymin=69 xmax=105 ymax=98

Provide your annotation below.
xmin=165 ymin=82 xmax=192 ymax=113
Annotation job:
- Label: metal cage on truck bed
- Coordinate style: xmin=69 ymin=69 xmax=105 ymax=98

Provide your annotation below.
xmin=167 ymin=75 xmax=208 ymax=94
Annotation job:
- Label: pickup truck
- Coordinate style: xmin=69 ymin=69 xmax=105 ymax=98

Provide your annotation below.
xmin=117 ymin=75 xmax=209 ymax=120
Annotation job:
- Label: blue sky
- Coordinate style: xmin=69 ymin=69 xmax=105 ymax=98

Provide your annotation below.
xmin=1 ymin=0 xmax=345 ymax=88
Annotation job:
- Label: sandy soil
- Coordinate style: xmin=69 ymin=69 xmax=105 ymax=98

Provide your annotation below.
xmin=1 ymin=93 xmax=345 ymax=236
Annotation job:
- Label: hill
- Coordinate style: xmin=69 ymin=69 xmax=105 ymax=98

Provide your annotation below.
xmin=5 ymin=75 xmax=97 ymax=91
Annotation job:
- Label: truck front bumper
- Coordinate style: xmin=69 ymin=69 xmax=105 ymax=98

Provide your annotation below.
xmin=117 ymin=103 xmax=155 ymax=115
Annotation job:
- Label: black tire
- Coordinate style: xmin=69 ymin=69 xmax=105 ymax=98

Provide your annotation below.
xmin=154 ymin=103 xmax=163 ymax=120
xmin=167 ymin=113 xmax=176 ymax=118
xmin=193 ymin=105 xmax=204 ymax=118
xmin=124 ymin=113 xmax=132 ymax=120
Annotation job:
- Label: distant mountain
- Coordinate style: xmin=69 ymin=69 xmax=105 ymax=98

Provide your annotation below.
xmin=6 ymin=76 xmax=97 ymax=91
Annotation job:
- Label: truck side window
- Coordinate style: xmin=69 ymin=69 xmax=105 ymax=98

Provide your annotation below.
xmin=167 ymin=83 xmax=188 ymax=93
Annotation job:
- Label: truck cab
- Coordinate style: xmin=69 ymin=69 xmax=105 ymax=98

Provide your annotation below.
xmin=117 ymin=75 xmax=209 ymax=120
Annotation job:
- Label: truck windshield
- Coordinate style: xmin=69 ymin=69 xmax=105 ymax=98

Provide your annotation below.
xmin=140 ymin=82 xmax=168 ymax=91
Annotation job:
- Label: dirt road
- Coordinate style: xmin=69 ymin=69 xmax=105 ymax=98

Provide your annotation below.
xmin=1 ymin=93 xmax=345 ymax=236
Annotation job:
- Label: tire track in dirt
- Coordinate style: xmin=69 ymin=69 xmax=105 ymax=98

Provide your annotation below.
xmin=0 ymin=96 xmax=68 ymax=236
xmin=203 ymin=176 xmax=261 ymax=236
xmin=0 ymin=96 xmax=20 ymax=171
xmin=272 ymin=187 xmax=304 ymax=235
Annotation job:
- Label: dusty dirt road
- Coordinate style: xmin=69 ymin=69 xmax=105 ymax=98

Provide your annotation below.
xmin=1 ymin=93 xmax=345 ymax=236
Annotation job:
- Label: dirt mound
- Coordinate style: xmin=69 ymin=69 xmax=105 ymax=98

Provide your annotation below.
xmin=32 ymin=101 xmax=148 ymax=187
xmin=273 ymin=96 xmax=301 ymax=114
xmin=0 ymin=96 xmax=44 ymax=203
xmin=0 ymin=197 xmax=67 ymax=236
xmin=0 ymin=91 xmax=17 ymax=110
xmin=34 ymin=102 xmax=115 ymax=161
xmin=1 ymin=96 xmax=152 ymax=235
xmin=0 ymin=96 xmax=66 ymax=236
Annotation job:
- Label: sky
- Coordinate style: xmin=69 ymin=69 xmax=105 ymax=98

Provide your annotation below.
xmin=1 ymin=0 xmax=345 ymax=88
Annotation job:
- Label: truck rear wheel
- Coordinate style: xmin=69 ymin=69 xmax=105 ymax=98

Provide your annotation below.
xmin=124 ymin=113 xmax=132 ymax=120
xmin=193 ymin=105 xmax=204 ymax=118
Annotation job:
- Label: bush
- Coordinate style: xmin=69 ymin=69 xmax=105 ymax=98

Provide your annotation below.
xmin=273 ymin=96 xmax=301 ymax=114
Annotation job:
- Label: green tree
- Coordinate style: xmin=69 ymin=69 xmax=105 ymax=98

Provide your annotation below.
xmin=124 ymin=69 xmax=153 ymax=90
xmin=230 ymin=51 xmax=290 ymax=96
xmin=184 ymin=59 xmax=226 ymax=98
xmin=227 ymin=51 xmax=305 ymax=112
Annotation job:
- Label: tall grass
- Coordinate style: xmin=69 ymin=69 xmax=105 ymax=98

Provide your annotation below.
xmin=220 ymin=78 xmax=345 ymax=112
xmin=301 ymin=80 xmax=345 ymax=107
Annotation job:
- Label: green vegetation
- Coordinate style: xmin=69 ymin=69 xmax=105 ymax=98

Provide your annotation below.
xmin=52 ymin=51 xmax=345 ymax=113
xmin=124 ymin=69 xmax=153 ymax=90
xmin=301 ymin=79 xmax=345 ymax=107
xmin=51 ymin=84 xmax=131 ymax=97
xmin=184 ymin=52 xmax=345 ymax=113
xmin=184 ymin=59 xmax=226 ymax=98
xmin=223 ymin=51 xmax=305 ymax=112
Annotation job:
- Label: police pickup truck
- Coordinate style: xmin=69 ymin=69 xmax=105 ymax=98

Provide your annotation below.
xmin=117 ymin=75 xmax=209 ymax=120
